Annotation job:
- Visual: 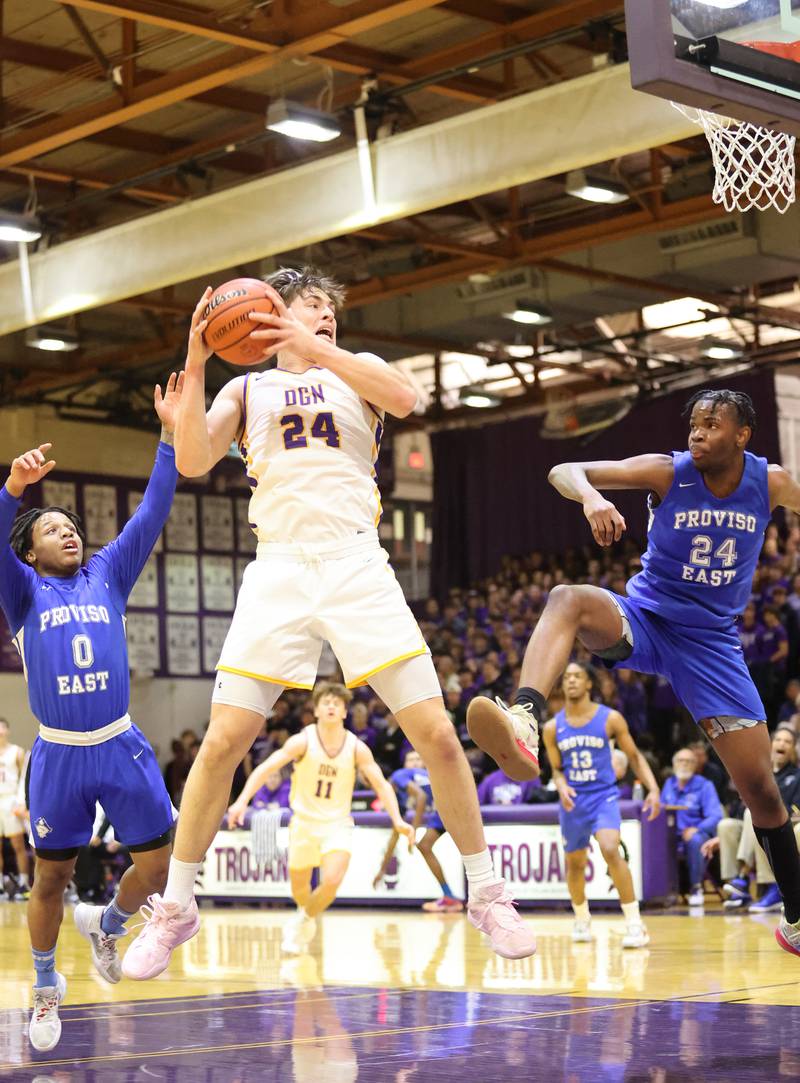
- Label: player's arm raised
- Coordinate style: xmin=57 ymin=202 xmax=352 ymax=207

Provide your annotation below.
xmin=357 ymin=742 xmax=415 ymax=850
xmin=548 ymin=454 xmax=674 ymax=547
xmin=250 ymin=287 xmax=417 ymax=418
xmin=768 ymin=464 xmax=800 ymax=514
xmin=542 ymin=720 xmax=575 ymax=812
xmin=175 ymin=289 xmax=246 ymax=477
xmin=226 ymin=733 xmax=306 ymax=826
xmin=607 ymin=712 xmax=661 ymax=821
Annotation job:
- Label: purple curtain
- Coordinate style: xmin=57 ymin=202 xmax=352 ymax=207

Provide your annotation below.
xmin=431 ymin=372 xmax=779 ymax=594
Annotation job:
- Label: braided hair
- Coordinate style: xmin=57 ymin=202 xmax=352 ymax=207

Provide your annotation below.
xmin=683 ymin=388 xmax=756 ymax=433
xmin=10 ymin=506 xmax=86 ymax=566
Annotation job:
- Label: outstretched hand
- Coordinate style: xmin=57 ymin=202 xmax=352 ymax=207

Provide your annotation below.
xmin=6 ymin=444 xmax=56 ymax=499
xmin=248 ymin=284 xmax=322 ymax=361
xmin=186 ymin=287 xmax=214 ymax=368
xmin=154 ymin=371 xmax=185 ymax=433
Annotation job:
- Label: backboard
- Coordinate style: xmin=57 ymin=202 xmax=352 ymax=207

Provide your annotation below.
xmin=625 ymin=0 xmax=800 ymax=136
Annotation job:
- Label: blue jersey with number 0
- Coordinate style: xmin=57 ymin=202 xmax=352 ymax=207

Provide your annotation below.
xmin=0 ymin=442 xmax=177 ymax=732
xmin=626 ymin=450 xmax=770 ymax=629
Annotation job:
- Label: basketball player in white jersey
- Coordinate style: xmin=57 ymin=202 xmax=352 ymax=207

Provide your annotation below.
xmin=0 ymin=718 xmax=31 ymax=898
xmin=228 ymin=681 xmax=414 ymax=952
xmin=123 ymin=267 xmax=535 ymax=979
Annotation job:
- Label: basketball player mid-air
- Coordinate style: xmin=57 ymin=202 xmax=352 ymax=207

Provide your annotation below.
xmin=227 ymin=681 xmax=415 ymax=953
xmin=542 ymin=662 xmax=659 ymax=947
xmin=123 ymin=267 xmax=535 ymax=979
xmin=0 ymin=718 xmax=32 ymax=899
xmin=0 ymin=376 xmax=183 ymax=1051
xmin=468 ymin=389 xmax=800 ymax=956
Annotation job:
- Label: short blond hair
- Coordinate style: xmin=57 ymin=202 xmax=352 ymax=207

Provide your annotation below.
xmin=311 ymin=681 xmax=352 ymax=708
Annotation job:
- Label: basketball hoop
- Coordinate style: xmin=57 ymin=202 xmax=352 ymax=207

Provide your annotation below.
xmin=673 ymin=102 xmax=796 ymax=214
xmin=671 ymin=39 xmax=798 ymax=215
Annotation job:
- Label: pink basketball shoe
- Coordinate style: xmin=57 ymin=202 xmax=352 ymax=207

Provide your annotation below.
xmin=121 ymin=894 xmax=200 ymax=980
xmin=467 ymin=881 xmax=537 ymax=959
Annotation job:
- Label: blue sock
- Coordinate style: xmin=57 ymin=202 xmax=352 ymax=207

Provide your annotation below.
xmin=441 ymin=882 xmax=454 ymax=899
xmin=100 ymin=898 xmax=135 ymax=936
xmin=32 ymin=947 xmax=56 ymax=989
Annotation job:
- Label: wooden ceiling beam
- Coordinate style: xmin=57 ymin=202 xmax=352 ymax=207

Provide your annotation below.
xmin=396 ymin=0 xmax=624 ymax=81
xmin=2 ymin=0 xmax=449 ymax=167
xmin=0 ymin=163 xmax=181 ymax=203
xmin=347 ymin=193 xmax=716 ymax=306
xmin=0 ymin=36 xmax=269 ymax=115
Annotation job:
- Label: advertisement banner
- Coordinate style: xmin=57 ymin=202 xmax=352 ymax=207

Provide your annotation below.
xmin=196 ymin=817 xmax=643 ymax=904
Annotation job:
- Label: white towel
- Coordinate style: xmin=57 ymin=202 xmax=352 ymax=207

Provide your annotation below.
xmin=251 ymin=807 xmax=283 ymax=867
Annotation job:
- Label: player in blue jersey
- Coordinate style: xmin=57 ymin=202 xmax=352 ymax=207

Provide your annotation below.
xmin=373 ymin=750 xmax=463 ymax=911
xmin=542 ymin=662 xmax=660 ymax=947
xmin=0 ymin=374 xmax=183 ymax=1051
xmin=468 ymin=388 xmax=800 ymax=957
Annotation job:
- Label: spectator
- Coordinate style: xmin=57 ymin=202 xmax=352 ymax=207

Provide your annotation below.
xmin=615 ymin=669 xmax=647 ymax=737
xmin=163 ymin=739 xmax=190 ymax=806
xmin=710 ymin=728 xmax=800 ymax=912
xmin=777 ymin=679 xmax=800 ymax=726
xmin=251 ymin=769 xmax=291 ymax=810
xmin=477 ymin=768 xmax=542 ymax=806
xmin=661 ymin=748 xmax=723 ymax=908
xmin=761 ymin=605 xmax=789 ymax=722
xmin=373 ymin=713 xmax=405 ymax=776
xmin=349 ymin=702 xmax=377 ymax=750
xmin=687 ymin=739 xmax=728 ymax=803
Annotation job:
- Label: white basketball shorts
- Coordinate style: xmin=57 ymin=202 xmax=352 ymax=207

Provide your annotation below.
xmin=288 ymin=814 xmax=354 ymax=870
xmin=216 ymin=530 xmax=429 ymax=690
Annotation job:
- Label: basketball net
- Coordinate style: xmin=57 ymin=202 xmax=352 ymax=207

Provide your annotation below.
xmin=672 ymin=40 xmax=798 ymax=214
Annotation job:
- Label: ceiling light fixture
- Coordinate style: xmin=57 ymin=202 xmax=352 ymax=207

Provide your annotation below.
xmin=25 ymin=326 xmax=79 ymax=352
xmin=503 ymin=301 xmax=552 ymax=326
xmin=0 ymin=210 xmax=42 ymax=243
xmin=565 ymin=168 xmax=629 ymax=205
xmin=702 ymin=340 xmax=742 ymax=361
xmin=266 ymin=99 xmax=341 ymax=142
xmin=460 ymin=387 xmax=502 ymax=409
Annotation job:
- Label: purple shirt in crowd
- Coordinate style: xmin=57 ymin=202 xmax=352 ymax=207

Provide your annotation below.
xmin=738 ymin=622 xmax=766 ymax=665
xmin=477 ymin=769 xmax=541 ymax=806
xmin=252 ymin=778 xmax=291 ymax=809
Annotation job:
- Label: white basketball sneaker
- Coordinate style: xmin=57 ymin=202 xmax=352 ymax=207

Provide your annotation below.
xmin=621 ymin=923 xmax=650 ymax=949
xmin=29 ymin=973 xmax=67 ymax=1052
xmin=74 ymin=903 xmax=125 ymax=983
xmin=571 ymin=920 xmax=593 ymax=943
xmin=466 ymin=697 xmax=540 ymax=781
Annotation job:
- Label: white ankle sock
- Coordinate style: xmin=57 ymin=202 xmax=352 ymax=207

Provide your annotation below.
xmin=572 ymin=901 xmax=590 ymax=923
xmin=163 ymin=857 xmax=201 ymax=907
xmin=463 ymin=850 xmax=498 ymax=890
xmin=621 ymin=901 xmax=641 ymax=925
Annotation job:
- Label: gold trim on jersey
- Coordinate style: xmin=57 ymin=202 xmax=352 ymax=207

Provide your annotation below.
xmin=345 ymin=646 xmax=429 ymax=689
xmin=216 ymin=664 xmax=313 ymax=690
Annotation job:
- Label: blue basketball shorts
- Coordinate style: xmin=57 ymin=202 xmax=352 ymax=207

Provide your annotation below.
xmin=559 ymin=788 xmax=622 ymax=853
xmin=27 ymin=722 xmax=175 ymax=854
xmin=425 ymin=809 xmax=445 ymax=833
xmin=609 ymin=594 xmax=765 ymax=724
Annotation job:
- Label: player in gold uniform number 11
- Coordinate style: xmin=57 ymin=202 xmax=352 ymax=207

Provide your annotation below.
xmin=228 ymin=682 xmax=414 ymax=953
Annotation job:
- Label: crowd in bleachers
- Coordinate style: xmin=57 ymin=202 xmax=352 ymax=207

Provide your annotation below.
xmin=8 ymin=526 xmax=798 ymax=907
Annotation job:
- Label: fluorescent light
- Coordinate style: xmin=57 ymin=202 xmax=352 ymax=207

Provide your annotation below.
xmin=566 ymin=169 xmax=629 ymax=205
xmin=460 ymin=387 xmax=501 ymax=408
xmin=642 ymin=297 xmax=719 ymax=331
xmin=504 ymin=344 xmax=535 ymax=358
xmin=25 ymin=326 xmax=79 ymax=352
xmin=503 ymin=301 xmax=552 ymax=326
xmin=703 ymin=341 xmax=742 ymax=361
xmin=266 ymin=99 xmax=341 ymax=142
xmin=0 ymin=211 xmax=42 ymax=243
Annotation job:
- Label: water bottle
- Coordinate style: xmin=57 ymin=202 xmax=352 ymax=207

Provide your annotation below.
xmin=632 ymin=780 xmax=644 ymax=801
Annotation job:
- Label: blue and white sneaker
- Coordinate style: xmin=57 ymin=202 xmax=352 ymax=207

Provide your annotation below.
xmin=723 ymin=876 xmax=750 ymax=909
xmin=750 ymin=884 xmax=783 ymax=913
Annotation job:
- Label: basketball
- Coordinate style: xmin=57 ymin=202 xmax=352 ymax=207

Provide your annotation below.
xmin=202 ymin=278 xmax=275 ymax=366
